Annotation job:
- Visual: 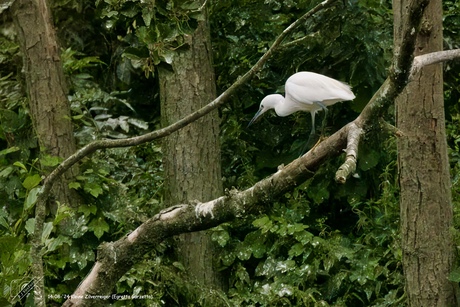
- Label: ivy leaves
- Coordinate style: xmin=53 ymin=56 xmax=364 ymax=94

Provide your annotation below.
xmin=98 ymin=0 xmax=205 ymax=73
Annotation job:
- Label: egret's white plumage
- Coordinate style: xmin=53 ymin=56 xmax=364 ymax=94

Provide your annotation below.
xmin=248 ymin=71 xmax=355 ymax=129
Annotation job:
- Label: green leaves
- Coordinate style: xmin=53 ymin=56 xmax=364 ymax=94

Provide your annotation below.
xmin=84 ymin=182 xmax=103 ymax=198
xmin=449 ymin=267 xmax=460 ymax=282
xmin=212 ymin=227 xmax=231 ymax=247
xmin=0 ymin=234 xmax=31 ymax=303
xmin=88 ymin=217 xmax=110 ymax=239
xmin=252 ymin=215 xmax=272 ymax=232
xmin=0 ymin=211 xmax=9 ymax=231
xmin=21 ymin=171 xmax=43 ymax=210
xmin=225 ymin=154 xmax=403 ymax=306
xmin=40 ymin=154 xmax=61 ymax=167
xmin=0 ymin=146 xmax=19 ymax=156
xmin=24 ymin=187 xmax=41 ymax=210
xmin=98 ymin=0 xmax=204 ymax=72
xmin=21 ymin=174 xmax=41 ymax=190
xmin=61 ymin=48 xmax=105 ymax=75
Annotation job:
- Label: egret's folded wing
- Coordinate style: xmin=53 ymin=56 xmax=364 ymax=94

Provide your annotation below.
xmin=286 ymin=72 xmax=355 ymax=106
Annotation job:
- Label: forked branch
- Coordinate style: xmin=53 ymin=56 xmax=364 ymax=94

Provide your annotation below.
xmin=335 ymin=48 xmax=460 ymax=182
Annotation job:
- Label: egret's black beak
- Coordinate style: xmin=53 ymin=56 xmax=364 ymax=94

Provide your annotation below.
xmin=247 ymin=108 xmax=263 ymax=127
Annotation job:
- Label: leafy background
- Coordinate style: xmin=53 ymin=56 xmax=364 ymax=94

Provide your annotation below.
xmin=0 ymin=0 xmax=459 ymax=306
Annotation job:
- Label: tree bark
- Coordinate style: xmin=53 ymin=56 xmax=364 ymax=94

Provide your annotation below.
xmin=12 ymin=0 xmax=78 ymax=205
xmin=395 ymin=0 xmax=458 ymax=305
xmin=158 ymin=3 xmax=225 ymax=291
xmin=12 ymin=1 xmax=80 ymax=305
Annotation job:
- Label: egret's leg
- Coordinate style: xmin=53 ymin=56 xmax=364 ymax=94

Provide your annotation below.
xmin=299 ymin=103 xmax=329 ymax=156
xmin=310 ymin=111 xmax=316 ymax=137
xmin=299 ymin=112 xmax=318 ymax=156
xmin=316 ymin=101 xmax=329 ymax=136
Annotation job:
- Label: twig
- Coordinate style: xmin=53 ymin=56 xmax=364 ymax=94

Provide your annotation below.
xmin=410 ymin=49 xmax=460 ymax=78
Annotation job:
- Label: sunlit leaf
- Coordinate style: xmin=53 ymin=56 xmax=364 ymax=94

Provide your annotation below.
xmin=54 ymin=204 xmax=74 ymax=225
xmin=41 ymin=222 xmax=54 ymax=242
xmin=25 ymin=218 xmax=35 ymax=235
xmin=24 ymin=186 xmax=41 ymax=210
xmin=0 ymin=166 xmax=14 ymax=178
xmin=173 ymin=261 xmax=185 ymax=272
xmin=127 ymin=118 xmax=149 ymax=130
xmin=84 ymin=182 xmax=103 ymax=198
xmin=68 ymin=182 xmax=81 ymax=190
xmin=288 ymin=243 xmax=304 ymax=258
xmin=46 ymin=235 xmax=72 ymax=253
xmin=88 ymin=217 xmax=109 ymax=239
xmin=22 ymin=174 xmax=41 ymax=190
xmin=0 ymin=146 xmax=20 ymax=156
xmin=0 ymin=215 xmax=9 ymax=230
xmin=253 ymin=215 xmax=272 ymax=233
xmin=142 ymin=7 xmax=154 ymax=27
xmin=40 ymin=154 xmax=61 ymax=167
xmin=212 ymin=228 xmax=230 ymax=247
xmin=13 ymin=161 xmax=27 ymax=172
xmin=63 ymin=270 xmax=79 ymax=281
xmin=449 ymin=267 xmax=460 ymax=282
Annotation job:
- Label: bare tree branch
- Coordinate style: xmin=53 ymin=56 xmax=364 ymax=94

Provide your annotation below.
xmin=410 ymin=49 xmax=460 ymax=77
xmin=335 ymin=122 xmax=363 ymax=183
xmin=379 ymin=119 xmax=404 ymax=137
xmin=332 ymin=47 xmax=460 ymax=183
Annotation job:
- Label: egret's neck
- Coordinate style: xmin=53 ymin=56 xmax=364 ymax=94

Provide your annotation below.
xmin=275 ymin=96 xmax=298 ymax=117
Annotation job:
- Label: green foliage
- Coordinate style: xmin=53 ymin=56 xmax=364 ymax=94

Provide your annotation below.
xmin=444 ymin=0 xmax=460 ymax=119
xmin=61 ymin=47 xmax=151 ymax=143
xmin=447 ymin=114 xmax=460 ymax=276
xmin=213 ymin=135 xmax=404 ymax=306
xmin=0 ymin=234 xmax=32 ymax=305
xmin=0 ymin=4 xmax=163 ymax=304
xmin=61 ymin=48 xmax=105 ymax=74
xmin=37 ymin=143 xmax=164 ymax=305
xmin=97 ymin=0 xmax=205 ymax=76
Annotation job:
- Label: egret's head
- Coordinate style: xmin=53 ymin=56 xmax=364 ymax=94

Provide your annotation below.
xmin=247 ymin=94 xmax=283 ymax=127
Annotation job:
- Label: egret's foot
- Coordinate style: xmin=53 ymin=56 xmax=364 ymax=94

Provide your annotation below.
xmin=311 ymin=135 xmax=327 ymax=150
xmin=299 ymin=135 xmax=327 ymax=157
xmin=299 ymin=133 xmax=319 ymax=157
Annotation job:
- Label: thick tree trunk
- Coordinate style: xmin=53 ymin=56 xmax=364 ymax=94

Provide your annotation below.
xmin=12 ymin=0 xmax=78 ymax=206
xmin=158 ymin=4 xmax=225 ymax=291
xmin=395 ymin=0 xmax=458 ymax=305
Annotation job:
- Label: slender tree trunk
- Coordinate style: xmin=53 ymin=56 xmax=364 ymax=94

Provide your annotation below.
xmin=395 ymin=0 xmax=458 ymax=305
xmin=158 ymin=2 xmax=225 ymax=292
xmin=12 ymin=1 xmax=80 ymax=305
xmin=12 ymin=0 xmax=78 ymax=207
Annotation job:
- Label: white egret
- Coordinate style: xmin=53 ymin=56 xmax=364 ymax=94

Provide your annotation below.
xmin=248 ymin=71 xmax=355 ymax=152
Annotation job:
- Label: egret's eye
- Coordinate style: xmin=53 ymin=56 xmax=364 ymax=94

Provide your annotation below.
xmin=260 ymin=104 xmax=264 ymax=109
